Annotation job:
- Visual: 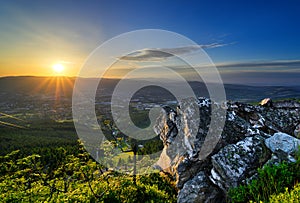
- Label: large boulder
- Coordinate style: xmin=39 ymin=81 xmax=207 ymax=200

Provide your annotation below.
xmin=265 ymin=132 xmax=300 ymax=155
xmin=210 ymin=136 xmax=270 ymax=192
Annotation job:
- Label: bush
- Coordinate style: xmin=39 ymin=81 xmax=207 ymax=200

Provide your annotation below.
xmin=228 ymin=148 xmax=300 ymax=203
xmin=0 ymin=148 xmax=177 ymax=202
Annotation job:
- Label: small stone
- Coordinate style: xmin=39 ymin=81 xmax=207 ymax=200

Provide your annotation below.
xmin=294 ymin=124 xmax=300 ymax=138
xmin=260 ymin=98 xmax=272 ymax=107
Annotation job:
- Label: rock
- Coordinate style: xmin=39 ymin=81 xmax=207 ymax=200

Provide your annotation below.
xmin=179 ymin=97 xmax=202 ymax=158
xmin=154 ymin=97 xmax=227 ymax=188
xmin=265 ymin=132 xmax=300 ymax=155
xmin=273 ymin=100 xmax=300 ymax=108
xmin=260 ymin=98 xmax=272 ymax=107
xmin=177 ymin=171 xmax=222 ymax=203
xmin=196 ymin=97 xmax=211 ymax=107
xmin=227 ymin=102 xmax=266 ymax=130
xmin=260 ymin=108 xmax=300 ymax=135
xmin=294 ymin=123 xmax=300 ymax=138
xmin=154 ymin=106 xmax=178 ymax=145
xmin=210 ymin=136 xmax=270 ymax=192
xmin=175 ymin=158 xmax=203 ymax=189
xmin=153 ymin=97 xmax=300 ymax=202
xmin=264 ymin=150 xmax=297 ymax=166
xmin=154 ymin=147 xmax=172 ymax=171
xmin=220 ymin=112 xmax=250 ymax=143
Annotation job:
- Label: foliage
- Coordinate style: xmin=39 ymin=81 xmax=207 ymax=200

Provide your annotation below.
xmin=0 ymin=118 xmax=176 ymax=202
xmin=0 ymin=144 xmax=177 ymax=202
xmin=268 ymin=182 xmax=300 ymax=202
xmin=228 ymin=148 xmax=300 ymax=203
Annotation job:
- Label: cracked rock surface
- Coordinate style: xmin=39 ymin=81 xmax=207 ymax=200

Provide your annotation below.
xmin=153 ymin=98 xmax=300 ymax=203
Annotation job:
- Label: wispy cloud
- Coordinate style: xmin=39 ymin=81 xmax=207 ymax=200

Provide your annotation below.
xmin=214 ymin=60 xmax=300 ymax=85
xmin=214 ymin=59 xmax=300 ymax=74
xmin=104 ymin=59 xmax=300 ymax=86
xmin=119 ymin=50 xmax=173 ymax=61
xmin=118 ymin=43 xmax=231 ymax=61
xmin=216 ymin=60 xmax=300 ymax=69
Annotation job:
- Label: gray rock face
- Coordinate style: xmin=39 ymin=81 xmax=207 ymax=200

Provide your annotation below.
xmin=154 ymin=106 xmax=178 ymax=145
xmin=175 ymin=158 xmax=203 ymax=189
xmin=210 ymin=136 xmax=270 ymax=192
xmin=155 ymin=97 xmax=226 ymax=188
xmin=153 ymin=98 xmax=300 ymax=202
xmin=265 ymin=132 xmax=300 ymax=155
xmin=177 ymin=171 xmax=221 ymax=203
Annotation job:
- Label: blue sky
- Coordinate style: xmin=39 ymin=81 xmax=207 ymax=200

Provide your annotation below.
xmin=0 ymin=0 xmax=299 ymax=85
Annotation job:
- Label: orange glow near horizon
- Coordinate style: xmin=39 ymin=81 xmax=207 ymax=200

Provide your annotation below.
xmin=0 ymin=62 xmax=79 ymax=78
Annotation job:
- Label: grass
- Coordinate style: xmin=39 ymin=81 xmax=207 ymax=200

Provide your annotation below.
xmin=228 ymin=147 xmax=300 ymax=202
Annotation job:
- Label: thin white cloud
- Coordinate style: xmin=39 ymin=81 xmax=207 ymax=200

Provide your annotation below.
xmin=118 ymin=43 xmax=231 ymax=61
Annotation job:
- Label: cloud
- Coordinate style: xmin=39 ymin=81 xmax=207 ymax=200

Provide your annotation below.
xmin=217 ymin=60 xmax=300 ymax=70
xmin=110 ymin=59 xmax=300 ymax=73
xmin=105 ymin=59 xmax=300 ymax=85
xmin=216 ymin=60 xmax=300 ymax=72
xmin=119 ymin=50 xmax=174 ymax=61
xmin=118 ymin=43 xmax=230 ymax=61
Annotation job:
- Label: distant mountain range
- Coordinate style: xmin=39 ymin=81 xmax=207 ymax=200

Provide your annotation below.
xmin=1 ymin=76 xmax=300 ymax=102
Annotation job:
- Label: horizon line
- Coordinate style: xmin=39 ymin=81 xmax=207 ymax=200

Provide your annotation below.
xmin=0 ymin=75 xmax=300 ymax=87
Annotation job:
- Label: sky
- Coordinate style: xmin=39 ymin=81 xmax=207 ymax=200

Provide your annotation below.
xmin=0 ymin=0 xmax=299 ymax=85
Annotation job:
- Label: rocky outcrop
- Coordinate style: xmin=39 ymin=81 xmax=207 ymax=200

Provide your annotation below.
xmin=153 ymin=98 xmax=300 ymax=203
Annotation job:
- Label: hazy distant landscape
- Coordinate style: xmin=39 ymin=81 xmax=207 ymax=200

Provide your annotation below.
xmin=1 ymin=76 xmax=300 ymax=102
xmin=1 ymin=75 xmax=299 ymax=154
xmin=1 ymin=75 xmax=300 ymax=134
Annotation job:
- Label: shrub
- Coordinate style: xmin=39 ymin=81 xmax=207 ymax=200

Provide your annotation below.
xmin=228 ymin=147 xmax=300 ymax=202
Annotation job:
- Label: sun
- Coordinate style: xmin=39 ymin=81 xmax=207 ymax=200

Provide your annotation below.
xmin=52 ymin=63 xmax=64 ymax=74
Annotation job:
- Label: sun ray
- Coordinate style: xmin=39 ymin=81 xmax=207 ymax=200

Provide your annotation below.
xmin=60 ymin=76 xmax=74 ymax=98
xmin=32 ymin=77 xmax=52 ymax=94
xmin=55 ymin=77 xmax=62 ymax=102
